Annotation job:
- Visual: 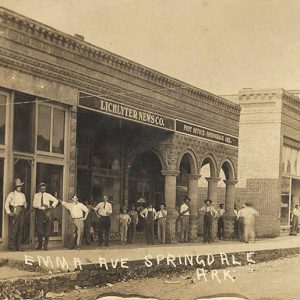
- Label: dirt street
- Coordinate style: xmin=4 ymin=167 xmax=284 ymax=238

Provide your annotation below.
xmin=60 ymin=255 xmax=300 ymax=300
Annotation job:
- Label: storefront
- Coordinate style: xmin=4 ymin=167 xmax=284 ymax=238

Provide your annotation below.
xmin=0 ymin=7 xmax=239 ymax=247
xmin=281 ymin=145 xmax=300 ymax=230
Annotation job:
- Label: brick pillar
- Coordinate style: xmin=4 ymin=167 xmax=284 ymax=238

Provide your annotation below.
xmin=63 ymin=106 xmax=77 ymax=247
xmin=205 ymin=177 xmax=220 ymax=240
xmin=162 ymin=170 xmax=180 ymax=244
xmin=123 ymin=166 xmax=130 ymax=207
xmin=223 ymin=179 xmax=238 ymax=240
xmin=206 ymin=177 xmax=220 ymax=203
xmin=187 ymin=174 xmax=201 ymax=241
xmin=2 ymin=92 xmax=14 ymax=248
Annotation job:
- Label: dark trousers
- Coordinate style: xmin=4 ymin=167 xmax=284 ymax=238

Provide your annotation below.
xmin=36 ymin=209 xmax=52 ymax=248
xmin=8 ymin=207 xmax=25 ymax=250
xmin=128 ymin=223 xmax=136 ymax=244
xmin=145 ymin=221 xmax=154 ymax=244
xmin=98 ymin=216 xmax=111 ymax=246
xmin=203 ymin=212 xmax=213 ymax=243
xmin=217 ymin=217 xmax=224 ymax=239
xmin=84 ymin=218 xmax=92 ymax=244
xmin=238 ymin=217 xmax=244 ymax=241
xmin=233 ymin=219 xmax=239 ymax=240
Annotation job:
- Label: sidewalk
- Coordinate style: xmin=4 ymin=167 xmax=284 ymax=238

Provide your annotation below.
xmin=0 ymin=234 xmax=299 ymax=272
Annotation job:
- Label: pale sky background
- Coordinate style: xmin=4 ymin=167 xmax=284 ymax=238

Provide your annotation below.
xmin=1 ymin=0 xmax=300 ymax=95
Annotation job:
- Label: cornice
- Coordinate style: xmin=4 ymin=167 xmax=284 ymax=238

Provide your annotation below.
xmin=282 ymin=90 xmax=300 ymax=112
xmin=0 ymin=46 xmax=239 ymax=135
xmin=0 ymin=6 xmax=240 ymax=114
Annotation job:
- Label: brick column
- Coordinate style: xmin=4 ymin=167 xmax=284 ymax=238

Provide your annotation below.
xmin=162 ymin=170 xmax=180 ymax=244
xmin=206 ymin=177 xmax=220 ymax=203
xmin=187 ymin=174 xmax=201 ymax=241
xmin=223 ymin=179 xmax=238 ymax=240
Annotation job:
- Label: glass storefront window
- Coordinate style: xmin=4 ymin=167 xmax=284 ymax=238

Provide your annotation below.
xmin=14 ymin=94 xmax=35 ymax=153
xmin=281 ymin=176 xmax=291 ymax=226
xmin=0 ymin=94 xmax=6 ymax=145
xmin=36 ymin=163 xmax=63 ymax=237
xmin=0 ymin=158 xmax=4 ymax=237
xmin=52 ymin=108 xmax=65 ymax=154
xmin=37 ymin=105 xmax=51 ymax=152
xmin=37 ymin=104 xmax=65 ymax=155
xmin=283 ymin=145 xmax=300 ymax=177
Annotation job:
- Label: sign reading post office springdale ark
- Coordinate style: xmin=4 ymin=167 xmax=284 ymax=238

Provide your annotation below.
xmin=78 ymin=92 xmax=175 ymax=131
xmin=176 ymin=120 xmax=239 ymax=147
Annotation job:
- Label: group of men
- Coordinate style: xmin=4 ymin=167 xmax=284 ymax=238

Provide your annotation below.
xmin=178 ymin=195 xmax=260 ymax=244
xmin=5 ymin=178 xmax=59 ymax=251
xmin=5 ymin=177 xmax=261 ymax=251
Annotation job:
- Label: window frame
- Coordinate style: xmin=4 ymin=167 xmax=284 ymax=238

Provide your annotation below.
xmin=0 ymin=90 xmax=9 ymax=149
xmin=36 ymin=102 xmax=66 ymax=157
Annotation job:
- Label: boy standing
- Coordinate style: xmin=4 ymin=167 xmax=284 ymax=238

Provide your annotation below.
xmin=117 ymin=207 xmax=131 ymax=244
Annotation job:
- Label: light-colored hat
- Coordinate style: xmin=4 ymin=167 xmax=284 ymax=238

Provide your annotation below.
xmin=39 ymin=182 xmax=47 ymax=187
xmin=15 ymin=178 xmax=24 ymax=187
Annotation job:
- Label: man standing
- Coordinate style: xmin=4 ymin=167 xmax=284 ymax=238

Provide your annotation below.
xmin=290 ymin=204 xmax=300 ymax=236
xmin=33 ymin=182 xmax=58 ymax=250
xmin=60 ymin=196 xmax=89 ymax=250
xmin=178 ymin=196 xmax=191 ymax=243
xmin=93 ymin=195 xmax=112 ymax=247
xmin=240 ymin=203 xmax=259 ymax=243
xmin=5 ymin=178 xmax=27 ymax=251
xmin=199 ymin=199 xmax=218 ymax=243
xmin=156 ymin=203 xmax=167 ymax=244
xmin=140 ymin=202 xmax=156 ymax=245
xmin=217 ymin=203 xmax=225 ymax=240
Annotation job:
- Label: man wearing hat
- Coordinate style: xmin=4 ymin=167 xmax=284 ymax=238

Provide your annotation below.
xmin=178 ymin=196 xmax=191 ymax=243
xmin=198 ymin=199 xmax=218 ymax=243
xmin=59 ymin=196 xmax=89 ymax=250
xmin=5 ymin=178 xmax=27 ymax=251
xmin=33 ymin=182 xmax=58 ymax=250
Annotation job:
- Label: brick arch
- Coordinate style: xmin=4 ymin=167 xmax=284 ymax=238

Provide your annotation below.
xmin=199 ymin=153 xmax=218 ymax=178
xmin=219 ymin=158 xmax=236 ymax=180
xmin=126 ymin=144 xmax=168 ymax=171
xmin=176 ymin=148 xmax=199 ymax=174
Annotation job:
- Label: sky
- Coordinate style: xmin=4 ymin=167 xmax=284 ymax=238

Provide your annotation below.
xmin=1 ymin=0 xmax=300 ymax=95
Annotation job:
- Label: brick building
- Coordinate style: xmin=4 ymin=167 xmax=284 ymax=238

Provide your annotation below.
xmin=0 ymin=7 xmax=240 ymax=249
xmin=224 ymin=88 xmax=300 ymax=237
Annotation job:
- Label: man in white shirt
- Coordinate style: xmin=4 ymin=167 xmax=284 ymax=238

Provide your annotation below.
xmin=156 ymin=204 xmax=167 ymax=244
xmin=93 ymin=195 xmax=112 ymax=246
xmin=178 ymin=196 xmax=191 ymax=243
xmin=5 ymin=178 xmax=27 ymax=251
xmin=140 ymin=202 xmax=156 ymax=245
xmin=217 ymin=203 xmax=225 ymax=240
xmin=60 ymin=196 xmax=89 ymax=249
xmin=240 ymin=203 xmax=259 ymax=243
xmin=198 ymin=199 xmax=218 ymax=243
xmin=33 ymin=182 xmax=58 ymax=250
xmin=290 ymin=204 xmax=300 ymax=236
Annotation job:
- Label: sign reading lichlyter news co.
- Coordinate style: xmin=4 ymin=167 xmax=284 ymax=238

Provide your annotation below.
xmin=176 ymin=120 xmax=238 ymax=147
xmin=78 ymin=92 xmax=175 ymax=131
